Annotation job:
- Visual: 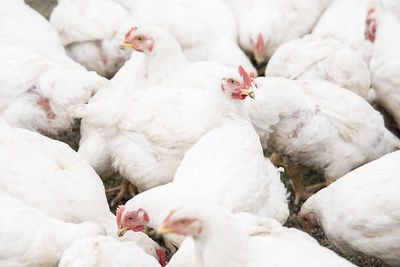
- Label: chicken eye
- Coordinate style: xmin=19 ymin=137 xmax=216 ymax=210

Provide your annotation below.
xmin=179 ymin=219 xmax=187 ymax=224
xmin=137 ymin=37 xmax=143 ymax=42
xmin=128 ymin=216 xmax=136 ymax=220
xmin=229 ymin=79 xmax=235 ymax=84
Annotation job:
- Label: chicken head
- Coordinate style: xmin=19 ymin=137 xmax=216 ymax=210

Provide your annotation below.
xmin=250 ymin=32 xmax=267 ymax=65
xmin=157 ymin=210 xmax=203 ymax=236
xmin=221 ymin=65 xmax=255 ymax=100
xmin=116 ymin=205 xmax=149 ymax=237
xmin=120 ymin=26 xmax=154 ymax=53
xmin=298 ymin=213 xmax=320 ymax=232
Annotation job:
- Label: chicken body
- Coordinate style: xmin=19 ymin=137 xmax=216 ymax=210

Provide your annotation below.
xmin=313 ymin=0 xmax=382 ymax=63
xmin=265 ymin=33 xmax=374 ymax=102
xmin=0 ymin=0 xmax=108 ymax=134
xmin=0 ymin=193 xmax=105 ymax=267
xmin=50 ymin=0 xmax=134 ymax=78
xmin=248 ymin=77 xmax=399 ymax=181
xmin=120 ymin=119 xmax=289 ymax=244
xmin=59 ymin=236 xmax=160 ymax=267
xmin=159 ymin=203 xmax=355 ymax=267
xmin=1 ymin=0 xmax=84 ymax=68
xmin=0 ymin=123 xmax=116 ymax=232
xmin=0 ymin=122 xmax=164 ymax=261
xmin=0 ymin=45 xmax=108 ymax=134
xmin=225 ymin=0 xmax=331 ymax=64
xmin=113 ymin=0 xmax=256 ymax=73
xmin=72 ymin=74 xmax=252 ymax=192
xmin=299 ymin=151 xmax=400 ymax=266
xmin=370 ymin=11 xmax=400 ymax=129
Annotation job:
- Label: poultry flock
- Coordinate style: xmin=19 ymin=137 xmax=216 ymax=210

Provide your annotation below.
xmin=1 ymin=0 xmax=400 ymax=266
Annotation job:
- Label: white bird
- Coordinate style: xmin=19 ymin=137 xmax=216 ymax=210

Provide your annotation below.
xmin=117 ymin=25 xmax=250 ymax=92
xmin=0 ymin=122 xmax=117 ymax=232
xmin=156 ymin=203 xmax=355 ymax=267
xmin=115 ymin=118 xmax=289 ymax=245
xmin=370 ymin=10 xmax=400 ymax=130
xmin=0 ymin=121 xmax=166 ymax=263
xmin=0 ymin=192 xmax=105 ymax=267
xmin=0 ymin=45 xmax=108 ymax=135
xmin=50 ymin=0 xmax=134 ymax=78
xmin=312 ymin=0 xmax=382 ymax=64
xmin=299 ymin=151 xmax=400 ymax=266
xmin=70 ymin=66 xmax=255 ymax=204
xmin=265 ymin=33 xmax=374 ymax=102
xmin=224 ymin=0 xmax=332 ymax=65
xmin=0 ymin=0 xmax=109 ymax=135
xmin=75 ymin=25 xmax=252 ymax=178
xmin=112 ymin=0 xmax=256 ymax=74
xmin=0 ymin=0 xmax=86 ymax=69
xmin=246 ymin=77 xmax=400 ymax=204
xmin=59 ymin=236 xmax=162 ymax=267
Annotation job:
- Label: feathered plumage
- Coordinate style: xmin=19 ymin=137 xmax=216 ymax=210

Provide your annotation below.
xmin=50 ymin=0 xmax=134 ymax=78
xmin=158 ymin=203 xmax=355 ymax=267
xmin=265 ymin=33 xmax=374 ymax=102
xmin=299 ymin=151 xmax=400 ymax=266
xmin=118 ymin=119 xmax=289 ymax=246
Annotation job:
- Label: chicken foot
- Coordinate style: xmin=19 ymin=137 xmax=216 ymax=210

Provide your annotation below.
xmin=269 ymin=153 xmax=325 ymax=205
xmin=105 ymin=179 xmax=137 ymax=206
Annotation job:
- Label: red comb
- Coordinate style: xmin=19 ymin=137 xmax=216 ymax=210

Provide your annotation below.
xmin=238 ymin=65 xmax=252 ymax=88
xmin=365 ymin=9 xmax=376 ymax=42
xmin=367 ymin=8 xmax=375 ymax=16
xmin=255 ymin=33 xmax=264 ymax=55
xmin=163 ymin=210 xmax=175 ymax=224
xmin=156 ymin=248 xmax=167 ymax=267
xmin=116 ymin=205 xmax=125 ymax=226
xmin=124 ymin=26 xmax=138 ymax=40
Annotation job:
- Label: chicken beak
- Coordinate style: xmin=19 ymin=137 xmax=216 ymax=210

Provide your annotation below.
xmin=241 ymin=88 xmax=255 ymax=99
xmin=157 ymin=225 xmax=173 ymax=235
xmin=119 ymin=41 xmax=133 ymax=50
xmin=117 ymin=226 xmax=131 ymax=237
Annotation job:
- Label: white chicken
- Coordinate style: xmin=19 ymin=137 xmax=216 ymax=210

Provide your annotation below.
xmin=156 ymin=203 xmax=355 ymax=267
xmin=116 ymin=118 xmax=289 ymax=245
xmin=1 ymin=0 xmax=85 ymax=69
xmin=70 ymin=66 xmax=255 ymax=204
xmin=246 ymin=77 xmax=400 ymax=204
xmin=118 ymin=25 xmax=249 ymax=91
xmin=369 ymin=10 xmax=400 ymax=130
xmin=74 ymin=25 xmax=252 ymax=179
xmin=299 ymin=151 xmax=400 ymax=266
xmin=0 ymin=121 xmax=166 ymax=263
xmin=224 ymin=0 xmax=332 ymax=65
xmin=0 ymin=122 xmax=117 ymax=231
xmin=59 ymin=236 xmax=162 ymax=267
xmin=112 ymin=0 xmax=256 ymax=74
xmin=50 ymin=0 xmax=134 ymax=78
xmin=0 ymin=192 xmax=105 ymax=267
xmin=265 ymin=33 xmax=374 ymax=102
xmin=312 ymin=0 xmax=382 ymax=63
xmin=0 ymin=45 xmax=108 ymax=134
xmin=0 ymin=0 xmax=109 ymax=135
xmin=75 ymin=25 xmax=250 ymax=173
